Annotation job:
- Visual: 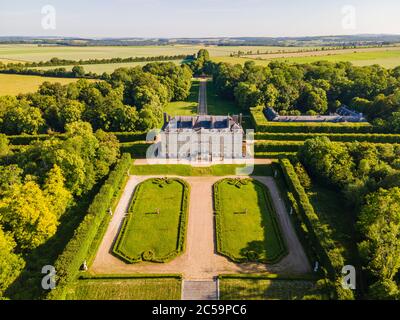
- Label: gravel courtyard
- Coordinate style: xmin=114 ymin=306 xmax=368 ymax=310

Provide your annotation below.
xmin=91 ymin=175 xmax=311 ymax=280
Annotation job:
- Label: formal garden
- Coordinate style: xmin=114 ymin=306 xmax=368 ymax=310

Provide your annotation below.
xmin=113 ymin=178 xmax=190 ymax=263
xmin=214 ymin=178 xmax=287 ymax=264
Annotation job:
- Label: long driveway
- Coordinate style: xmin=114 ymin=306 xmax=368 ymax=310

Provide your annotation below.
xmin=91 ymin=175 xmax=310 ymax=279
xmin=197 ymin=79 xmax=208 ymax=115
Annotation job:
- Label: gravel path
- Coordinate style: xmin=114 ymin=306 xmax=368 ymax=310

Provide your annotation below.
xmin=91 ymin=175 xmax=311 ymax=279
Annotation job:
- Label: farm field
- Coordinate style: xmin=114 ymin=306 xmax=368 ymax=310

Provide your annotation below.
xmin=219 ymin=277 xmax=321 ymax=300
xmin=67 ymin=278 xmax=181 ymax=300
xmin=214 ymin=178 xmax=287 ymax=263
xmin=31 ymin=59 xmax=184 ymax=74
xmin=0 ymin=44 xmax=313 ymax=63
xmin=165 ymin=80 xmax=199 ymax=116
xmin=0 ymin=73 xmax=89 ymax=95
xmin=113 ymin=178 xmax=189 ymax=263
xmin=212 ymin=47 xmax=400 ymax=68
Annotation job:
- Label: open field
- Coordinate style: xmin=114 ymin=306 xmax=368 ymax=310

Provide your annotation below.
xmin=214 ymin=178 xmax=287 ymax=264
xmin=0 ymin=73 xmax=89 ymax=96
xmin=219 ymin=277 xmax=321 ymax=300
xmin=212 ymin=47 xmax=400 ymax=68
xmin=67 ymin=277 xmax=181 ymax=300
xmin=165 ymin=80 xmax=199 ymax=116
xmin=31 ymin=59 xmax=184 ymax=74
xmin=0 ymin=44 xmax=315 ymax=63
xmin=113 ymin=178 xmax=188 ymax=263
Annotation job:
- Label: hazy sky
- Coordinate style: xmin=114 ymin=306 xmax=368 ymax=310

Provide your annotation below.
xmin=0 ymin=0 xmax=399 ymax=38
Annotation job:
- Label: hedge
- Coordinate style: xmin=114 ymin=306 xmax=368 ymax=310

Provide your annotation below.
xmin=250 ymin=107 xmax=374 ymax=134
xmin=254 ymin=132 xmax=400 ymax=144
xmin=213 ymin=178 xmax=288 ymax=265
xmin=255 ymin=141 xmax=303 ymax=153
xmin=112 ymin=178 xmax=190 ymax=264
xmin=113 ymin=132 xmax=148 ymax=143
xmin=279 ymin=159 xmax=344 ymax=280
xmin=7 ymin=132 xmax=148 ymax=145
xmin=46 ymin=153 xmax=132 ymax=300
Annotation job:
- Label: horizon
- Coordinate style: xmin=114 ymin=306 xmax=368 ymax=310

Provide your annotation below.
xmin=1 ymin=0 xmax=399 ymax=38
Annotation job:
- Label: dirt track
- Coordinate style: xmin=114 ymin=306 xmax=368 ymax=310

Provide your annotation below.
xmin=91 ymin=175 xmax=310 ymax=280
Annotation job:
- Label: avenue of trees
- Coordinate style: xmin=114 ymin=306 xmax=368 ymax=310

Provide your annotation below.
xmin=299 ymin=137 xmax=400 ymax=299
xmin=0 ymin=62 xmax=193 ymax=135
xmin=205 ymin=57 xmax=400 ymax=132
xmin=0 ymin=122 xmax=120 ymax=298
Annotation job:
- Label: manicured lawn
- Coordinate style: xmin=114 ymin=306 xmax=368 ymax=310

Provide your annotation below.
xmin=164 ymin=80 xmax=199 ymax=116
xmin=219 ymin=278 xmax=323 ymax=300
xmin=131 ymin=164 xmax=275 ymax=177
xmin=0 ymin=74 xmax=89 ymax=96
xmin=207 ymin=81 xmax=242 ymax=115
xmin=67 ymin=277 xmax=181 ymax=300
xmin=113 ymin=178 xmax=189 ymax=263
xmin=214 ymin=178 xmax=287 ymax=263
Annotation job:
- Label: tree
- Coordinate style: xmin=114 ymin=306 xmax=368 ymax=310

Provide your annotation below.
xmin=0 ymin=134 xmax=10 ymax=158
xmin=0 ymin=226 xmax=25 ymax=297
xmin=71 ymin=65 xmax=85 ymax=78
xmin=43 ymin=165 xmax=72 ymax=218
xmin=0 ymin=180 xmax=58 ymax=250
xmin=357 ymin=187 xmax=400 ymax=282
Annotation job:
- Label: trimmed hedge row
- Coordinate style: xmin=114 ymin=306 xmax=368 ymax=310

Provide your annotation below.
xmin=255 ymin=152 xmax=297 ymax=159
xmin=279 ymin=159 xmax=343 ymax=279
xmin=6 ymin=132 xmax=147 ymax=145
xmin=46 ymin=153 xmax=132 ymax=300
xmin=213 ymin=178 xmax=288 ymax=265
xmin=255 ymin=132 xmax=400 ymax=144
xmin=218 ymin=273 xmax=319 ymax=281
xmin=112 ymin=178 xmax=190 ymax=264
xmin=250 ymin=108 xmax=374 ymax=134
xmin=254 ymin=132 xmax=400 ymax=143
xmin=255 ymin=141 xmax=303 ymax=153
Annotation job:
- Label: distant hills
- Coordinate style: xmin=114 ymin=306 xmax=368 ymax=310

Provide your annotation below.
xmin=1 ymin=34 xmax=400 ymax=47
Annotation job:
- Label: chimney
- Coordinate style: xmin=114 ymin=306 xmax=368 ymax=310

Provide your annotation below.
xmin=192 ymin=116 xmax=196 ymax=127
xmin=239 ymin=113 xmax=243 ymax=126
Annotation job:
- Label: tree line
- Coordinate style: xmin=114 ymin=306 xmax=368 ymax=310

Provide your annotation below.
xmin=0 ymin=61 xmax=193 ymax=135
xmin=0 ymin=54 xmax=194 ymax=69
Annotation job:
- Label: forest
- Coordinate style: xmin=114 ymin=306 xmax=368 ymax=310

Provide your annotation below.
xmin=205 ymin=58 xmax=400 ymax=132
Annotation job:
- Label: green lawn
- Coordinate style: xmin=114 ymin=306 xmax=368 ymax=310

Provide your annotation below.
xmin=219 ymin=278 xmax=323 ymax=300
xmin=207 ymin=81 xmax=242 ymax=115
xmin=113 ymin=178 xmax=189 ymax=263
xmin=164 ymin=80 xmax=199 ymax=116
xmin=67 ymin=277 xmax=181 ymax=300
xmin=214 ymin=178 xmax=287 ymax=264
xmin=131 ymin=164 xmax=275 ymax=177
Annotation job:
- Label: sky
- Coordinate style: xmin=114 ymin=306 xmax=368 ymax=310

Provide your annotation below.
xmin=0 ymin=0 xmax=399 ymax=38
